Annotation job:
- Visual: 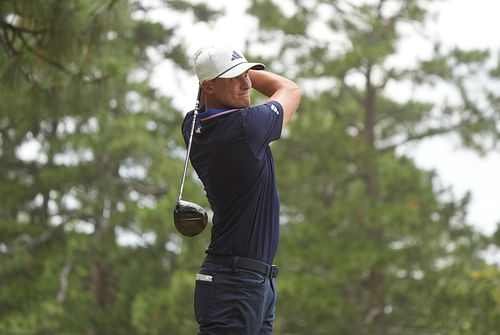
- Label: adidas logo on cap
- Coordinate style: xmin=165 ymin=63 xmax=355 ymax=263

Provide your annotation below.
xmin=231 ymin=51 xmax=243 ymax=61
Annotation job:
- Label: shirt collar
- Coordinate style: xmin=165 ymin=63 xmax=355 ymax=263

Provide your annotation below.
xmin=198 ymin=105 xmax=241 ymax=121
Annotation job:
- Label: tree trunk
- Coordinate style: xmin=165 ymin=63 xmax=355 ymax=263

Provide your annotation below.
xmin=363 ymin=62 xmax=386 ymax=333
xmin=92 ymin=263 xmax=108 ymax=307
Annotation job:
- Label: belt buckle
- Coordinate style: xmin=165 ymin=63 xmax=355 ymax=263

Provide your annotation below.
xmin=270 ymin=265 xmax=279 ymax=278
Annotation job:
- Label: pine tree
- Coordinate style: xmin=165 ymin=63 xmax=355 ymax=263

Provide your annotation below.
xmin=0 ymin=1 xmax=218 ymax=333
xmin=246 ymin=0 xmax=499 ymax=333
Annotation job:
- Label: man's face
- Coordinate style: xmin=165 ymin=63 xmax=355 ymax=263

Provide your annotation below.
xmin=209 ymin=71 xmax=252 ymax=109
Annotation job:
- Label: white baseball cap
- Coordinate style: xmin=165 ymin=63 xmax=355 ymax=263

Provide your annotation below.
xmin=194 ymin=46 xmax=265 ymax=83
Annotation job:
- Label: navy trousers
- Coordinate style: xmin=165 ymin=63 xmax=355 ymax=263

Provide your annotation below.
xmin=194 ymin=261 xmax=277 ymax=335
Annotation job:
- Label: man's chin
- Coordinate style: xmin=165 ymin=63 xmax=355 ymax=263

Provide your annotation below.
xmin=234 ymin=102 xmax=250 ymax=109
xmin=241 ymin=99 xmax=251 ymax=108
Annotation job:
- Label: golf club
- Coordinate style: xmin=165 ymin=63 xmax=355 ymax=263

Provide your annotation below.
xmin=173 ymin=84 xmax=208 ymax=237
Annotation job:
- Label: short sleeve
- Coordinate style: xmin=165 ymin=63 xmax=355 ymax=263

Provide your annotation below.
xmin=243 ymin=101 xmax=284 ymax=159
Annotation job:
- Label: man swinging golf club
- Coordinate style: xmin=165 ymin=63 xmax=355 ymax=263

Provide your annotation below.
xmin=181 ymin=45 xmax=300 ymax=334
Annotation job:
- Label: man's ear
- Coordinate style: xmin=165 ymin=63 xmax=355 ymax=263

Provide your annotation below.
xmin=201 ymin=80 xmax=215 ymax=94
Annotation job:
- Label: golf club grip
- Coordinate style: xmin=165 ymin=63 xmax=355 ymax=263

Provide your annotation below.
xmin=178 ymin=84 xmax=202 ymax=201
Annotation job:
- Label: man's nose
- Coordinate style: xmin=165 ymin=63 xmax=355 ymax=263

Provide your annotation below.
xmin=239 ymin=75 xmax=251 ymax=88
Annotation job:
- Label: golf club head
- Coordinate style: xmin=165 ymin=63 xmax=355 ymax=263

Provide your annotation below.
xmin=174 ymin=200 xmax=208 ymax=237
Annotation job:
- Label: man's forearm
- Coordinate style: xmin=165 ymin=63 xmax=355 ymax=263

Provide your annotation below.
xmin=249 ymin=70 xmax=298 ymax=98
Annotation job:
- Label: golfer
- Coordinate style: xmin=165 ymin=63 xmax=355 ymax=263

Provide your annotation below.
xmin=182 ymin=45 xmax=300 ymax=334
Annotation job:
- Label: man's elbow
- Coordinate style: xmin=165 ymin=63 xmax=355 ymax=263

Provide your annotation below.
xmin=288 ymin=83 xmax=301 ymax=112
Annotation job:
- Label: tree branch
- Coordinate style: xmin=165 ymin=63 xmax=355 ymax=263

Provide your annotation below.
xmin=12 ymin=223 xmax=66 ymax=252
xmin=1 ymin=21 xmax=50 ymax=35
xmin=16 ymin=32 xmax=75 ymax=76
xmin=1 ymin=20 xmax=109 ymax=84
xmin=378 ymin=123 xmax=464 ymax=153
xmin=107 ymin=0 xmax=118 ymax=10
xmin=57 ymin=261 xmax=74 ymax=303
xmin=1 ymin=23 xmax=19 ymax=56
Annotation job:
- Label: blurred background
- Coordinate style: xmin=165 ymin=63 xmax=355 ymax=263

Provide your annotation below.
xmin=1 ymin=0 xmax=500 ymax=334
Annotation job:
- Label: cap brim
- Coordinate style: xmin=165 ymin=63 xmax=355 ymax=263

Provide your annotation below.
xmin=217 ymin=62 xmax=265 ymax=79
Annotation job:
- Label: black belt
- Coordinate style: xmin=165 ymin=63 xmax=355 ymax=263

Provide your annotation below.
xmin=205 ymin=255 xmax=279 ymax=279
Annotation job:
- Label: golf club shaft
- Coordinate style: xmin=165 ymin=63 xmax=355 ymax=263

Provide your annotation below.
xmin=178 ymin=84 xmax=202 ymax=202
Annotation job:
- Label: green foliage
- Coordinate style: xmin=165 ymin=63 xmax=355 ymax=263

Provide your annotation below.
xmin=248 ymin=0 xmax=499 ymax=334
xmin=273 ymin=95 xmax=480 ymax=333
xmin=131 ymin=271 xmax=197 ymax=335
xmin=247 ymin=0 xmax=309 ymax=35
xmin=0 ymin=0 xmax=218 ymax=334
xmin=165 ymin=0 xmax=222 ymax=22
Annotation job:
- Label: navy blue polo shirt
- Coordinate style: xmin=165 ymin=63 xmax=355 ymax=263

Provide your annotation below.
xmin=181 ymin=101 xmax=284 ymax=265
